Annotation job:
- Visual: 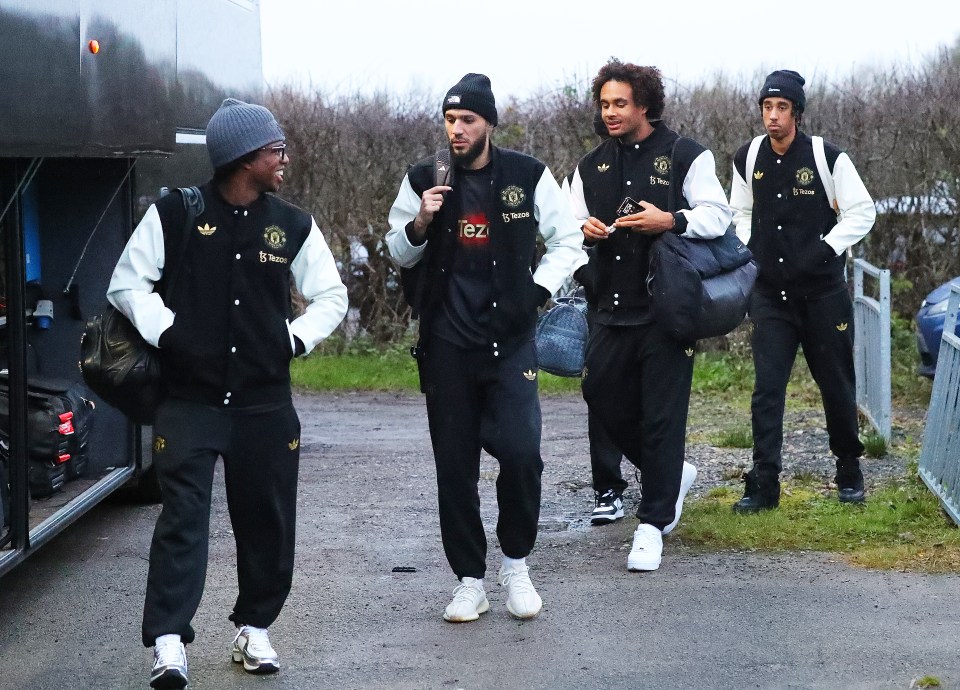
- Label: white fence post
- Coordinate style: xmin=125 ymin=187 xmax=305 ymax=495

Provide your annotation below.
xmin=853 ymin=259 xmax=892 ymax=441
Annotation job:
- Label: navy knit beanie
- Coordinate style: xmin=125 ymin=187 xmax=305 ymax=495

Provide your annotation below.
xmin=758 ymin=70 xmax=806 ymax=112
xmin=206 ymin=98 xmax=285 ymax=168
xmin=442 ymin=73 xmax=498 ymax=126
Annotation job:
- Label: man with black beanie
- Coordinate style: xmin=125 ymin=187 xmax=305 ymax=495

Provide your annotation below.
xmin=387 ymin=73 xmax=587 ymax=623
xmin=108 ymin=98 xmax=348 ymax=688
xmin=729 ymin=70 xmax=876 ymax=512
xmin=568 ymin=59 xmax=730 ymax=573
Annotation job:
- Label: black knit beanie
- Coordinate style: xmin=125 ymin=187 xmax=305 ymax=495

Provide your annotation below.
xmin=442 ymin=73 xmax=498 ymax=126
xmin=758 ymin=70 xmax=806 ymax=112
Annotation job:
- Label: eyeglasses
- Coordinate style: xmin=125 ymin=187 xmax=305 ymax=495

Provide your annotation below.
xmin=260 ymin=143 xmax=288 ymax=161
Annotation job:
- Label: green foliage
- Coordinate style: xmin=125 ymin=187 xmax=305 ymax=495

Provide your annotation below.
xmin=862 ymin=432 xmax=888 ymax=458
xmin=680 ymin=475 xmax=960 ymax=573
xmin=691 ymin=352 xmax=755 ymax=397
xmin=712 ymin=426 xmax=753 ymax=449
xmin=914 ymin=676 xmax=942 ymax=688
xmin=291 ymin=347 xmax=418 ymax=391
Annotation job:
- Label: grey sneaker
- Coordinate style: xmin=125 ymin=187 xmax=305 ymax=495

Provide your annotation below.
xmin=150 ymin=635 xmax=188 ymax=689
xmin=590 ymin=489 xmax=624 ymax=524
xmin=232 ymin=625 xmax=280 ymax=674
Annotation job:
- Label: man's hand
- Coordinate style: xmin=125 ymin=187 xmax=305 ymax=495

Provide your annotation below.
xmin=613 ymin=200 xmax=675 ymax=235
xmin=582 ymin=216 xmax=611 ymax=242
xmin=412 ymin=185 xmax=452 ymax=238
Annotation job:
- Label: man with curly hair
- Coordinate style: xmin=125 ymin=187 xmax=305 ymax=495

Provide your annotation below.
xmin=568 ymin=59 xmax=730 ymax=571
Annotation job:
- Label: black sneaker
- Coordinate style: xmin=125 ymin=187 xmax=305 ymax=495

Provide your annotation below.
xmin=732 ymin=473 xmax=780 ymax=514
xmin=591 ymin=489 xmax=624 ymax=524
xmin=836 ymin=459 xmax=865 ymax=504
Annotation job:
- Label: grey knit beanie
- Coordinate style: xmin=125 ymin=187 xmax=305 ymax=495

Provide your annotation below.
xmin=206 ymin=98 xmax=285 ymax=168
xmin=442 ymin=73 xmax=498 ymax=126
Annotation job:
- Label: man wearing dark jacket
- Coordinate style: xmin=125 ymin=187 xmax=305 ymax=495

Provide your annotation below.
xmin=109 ymin=98 xmax=348 ymax=689
xmin=729 ymin=70 xmax=876 ymax=512
xmin=387 ymin=73 xmax=586 ymax=623
xmin=569 ymin=59 xmax=730 ymax=572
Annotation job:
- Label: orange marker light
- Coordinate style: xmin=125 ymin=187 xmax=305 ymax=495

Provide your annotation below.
xmin=88 ymin=39 xmax=100 ymax=54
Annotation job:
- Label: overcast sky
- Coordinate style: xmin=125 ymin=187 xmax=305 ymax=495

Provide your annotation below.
xmin=260 ymin=0 xmax=958 ymax=101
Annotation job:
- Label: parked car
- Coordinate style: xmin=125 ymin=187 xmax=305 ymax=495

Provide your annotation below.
xmin=916 ymin=276 xmax=960 ymax=378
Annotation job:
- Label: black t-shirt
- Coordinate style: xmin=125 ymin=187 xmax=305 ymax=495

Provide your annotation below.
xmin=433 ymin=163 xmax=494 ymax=348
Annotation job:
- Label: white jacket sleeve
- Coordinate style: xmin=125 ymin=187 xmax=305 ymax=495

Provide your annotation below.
xmin=677 ymin=149 xmax=732 ymax=240
xmin=289 ymin=218 xmax=349 ymax=354
xmin=385 ymin=174 xmax=427 ymax=268
xmin=106 ymin=204 xmax=175 ymax=348
xmin=729 ymin=162 xmax=753 ymax=245
xmin=532 ymin=167 xmax=589 ymax=295
xmin=822 ymin=152 xmax=876 ymax=255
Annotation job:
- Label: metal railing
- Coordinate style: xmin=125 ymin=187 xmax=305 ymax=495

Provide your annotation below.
xmin=853 ymin=259 xmax=891 ymax=441
xmin=918 ymin=284 xmax=960 ymax=526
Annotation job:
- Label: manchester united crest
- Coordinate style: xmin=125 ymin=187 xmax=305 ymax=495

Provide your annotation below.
xmin=500 ymin=185 xmax=526 ymax=208
xmin=263 ymin=225 xmax=287 ymax=250
xmin=796 ymin=167 xmax=816 ymax=186
xmin=653 ymin=155 xmax=671 ymax=176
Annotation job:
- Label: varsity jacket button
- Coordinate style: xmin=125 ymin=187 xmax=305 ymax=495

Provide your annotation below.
xmin=223 ymin=399 xmax=230 ymax=405
xmin=778 ymin=258 xmax=784 ymax=263
xmin=493 ymin=351 xmax=499 ymax=357
xmin=492 ymin=302 xmax=497 ymax=308
xmin=235 ymin=253 xmax=241 ymax=260
xmin=614 ymin=293 xmax=619 ymax=298
xmin=243 ymin=210 xmax=248 ymax=216
xmin=613 ymin=301 xmax=619 ymax=306
xmin=231 ymin=346 xmax=237 ymax=353
xmin=778 ymin=225 xmax=782 ymax=230
xmin=626 ymin=180 xmax=632 ymax=186
xmin=776 ymin=159 xmax=782 ymax=164
xmin=234 ymin=299 xmax=240 ymax=306
xmin=777 ymin=193 xmax=782 ymax=198
xmin=493 ymin=342 xmax=499 ymax=348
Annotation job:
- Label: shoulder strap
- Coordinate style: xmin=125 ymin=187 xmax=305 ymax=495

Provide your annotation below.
xmin=745 ymin=135 xmax=765 ymax=198
xmin=811 ymin=135 xmax=837 ymax=211
xmin=164 ymin=186 xmax=203 ymax=306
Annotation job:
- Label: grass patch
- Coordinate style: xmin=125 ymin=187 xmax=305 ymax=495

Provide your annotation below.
xmin=679 ymin=477 xmax=960 ymax=573
xmin=712 ymin=426 xmax=753 ymax=449
xmin=912 ymin=676 xmax=942 ymax=688
xmin=863 ymin=431 xmax=888 ymax=458
xmin=291 ymin=349 xmax=419 ymax=391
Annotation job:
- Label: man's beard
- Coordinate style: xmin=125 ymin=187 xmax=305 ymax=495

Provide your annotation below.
xmin=450 ymin=131 xmax=488 ymax=168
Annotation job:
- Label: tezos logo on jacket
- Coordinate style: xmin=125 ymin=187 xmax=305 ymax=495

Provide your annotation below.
xmin=500 ymin=185 xmax=526 ymax=208
xmin=263 ymin=225 xmax=287 ymax=249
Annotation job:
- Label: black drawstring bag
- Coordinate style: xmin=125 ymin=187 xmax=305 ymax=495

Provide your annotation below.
xmin=80 ymin=187 xmax=202 ymax=424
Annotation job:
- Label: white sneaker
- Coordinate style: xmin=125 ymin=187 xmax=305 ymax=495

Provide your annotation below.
xmin=232 ymin=625 xmax=279 ymax=674
xmin=151 ymin=635 xmax=188 ymax=689
xmin=443 ymin=577 xmax=489 ymax=622
xmin=663 ymin=461 xmax=698 ymax=535
xmin=498 ymin=565 xmax=542 ymax=619
xmin=627 ymin=523 xmax=663 ymax=572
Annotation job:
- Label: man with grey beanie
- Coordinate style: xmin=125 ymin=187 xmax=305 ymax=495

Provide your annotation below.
xmin=108 ymin=98 xmax=347 ymax=688
xmin=387 ymin=73 xmax=587 ymax=623
xmin=729 ymin=70 xmax=876 ymax=513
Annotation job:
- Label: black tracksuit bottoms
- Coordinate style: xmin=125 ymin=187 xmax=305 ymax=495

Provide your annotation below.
xmin=581 ymin=322 xmax=694 ymax=530
xmin=585 ymin=312 xmax=626 ymax=495
xmin=749 ymin=288 xmax=864 ymax=479
xmin=142 ymin=398 xmax=301 ymax=647
xmin=419 ymin=335 xmax=543 ymax=581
